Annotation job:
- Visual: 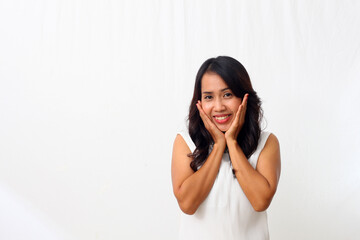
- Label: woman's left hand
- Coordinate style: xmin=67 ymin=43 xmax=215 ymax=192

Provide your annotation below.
xmin=225 ymin=93 xmax=249 ymax=142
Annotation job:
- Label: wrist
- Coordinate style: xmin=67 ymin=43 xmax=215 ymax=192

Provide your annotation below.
xmin=226 ymin=138 xmax=238 ymax=146
xmin=214 ymin=140 xmax=226 ymax=149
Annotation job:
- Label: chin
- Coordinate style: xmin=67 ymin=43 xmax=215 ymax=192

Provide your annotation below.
xmin=214 ymin=123 xmax=229 ymax=133
xmin=219 ymin=127 xmax=229 ymax=133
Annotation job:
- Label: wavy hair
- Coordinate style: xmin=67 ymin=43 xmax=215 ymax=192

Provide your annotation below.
xmin=187 ymin=56 xmax=263 ymax=176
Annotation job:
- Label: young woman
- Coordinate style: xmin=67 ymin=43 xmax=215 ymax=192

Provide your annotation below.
xmin=171 ymin=56 xmax=281 ymax=239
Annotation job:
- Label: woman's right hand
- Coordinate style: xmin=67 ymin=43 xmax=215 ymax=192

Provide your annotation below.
xmin=196 ymin=100 xmax=226 ymax=145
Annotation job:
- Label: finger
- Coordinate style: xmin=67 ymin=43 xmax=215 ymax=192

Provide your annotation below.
xmin=242 ymin=93 xmax=249 ymax=112
xmin=227 ymin=102 xmax=243 ymax=136
xmin=197 ymin=101 xmax=208 ymax=119
xmin=240 ymin=95 xmax=248 ymax=120
xmin=229 ymin=104 xmax=242 ymax=130
xmin=235 ymin=104 xmax=242 ymax=120
xmin=239 ymin=104 xmax=245 ymax=122
xmin=196 ymin=101 xmax=205 ymax=118
xmin=197 ymin=101 xmax=223 ymax=132
xmin=196 ymin=101 xmax=213 ymax=125
xmin=242 ymin=93 xmax=248 ymax=105
xmin=199 ymin=101 xmax=214 ymax=123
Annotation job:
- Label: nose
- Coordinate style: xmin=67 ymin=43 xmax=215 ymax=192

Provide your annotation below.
xmin=213 ymin=98 xmax=226 ymax=112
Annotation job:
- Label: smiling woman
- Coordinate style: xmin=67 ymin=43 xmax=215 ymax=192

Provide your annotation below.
xmin=187 ymin=56 xmax=266 ymax=174
xmin=200 ymin=72 xmax=243 ymax=132
xmin=171 ymin=56 xmax=281 ymax=240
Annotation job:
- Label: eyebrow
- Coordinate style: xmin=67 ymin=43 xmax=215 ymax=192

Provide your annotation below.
xmin=202 ymin=88 xmax=230 ymax=94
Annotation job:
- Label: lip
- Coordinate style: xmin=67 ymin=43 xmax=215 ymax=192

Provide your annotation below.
xmin=213 ymin=114 xmax=231 ymax=124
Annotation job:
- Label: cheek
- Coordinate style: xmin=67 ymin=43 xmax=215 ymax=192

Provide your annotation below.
xmin=202 ymin=104 xmax=212 ymax=116
xmin=232 ymin=101 xmax=242 ymax=111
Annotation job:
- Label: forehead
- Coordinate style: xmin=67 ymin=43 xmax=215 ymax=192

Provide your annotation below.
xmin=201 ymin=72 xmax=229 ymax=91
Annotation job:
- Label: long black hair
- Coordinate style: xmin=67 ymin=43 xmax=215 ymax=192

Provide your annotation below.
xmin=187 ymin=56 xmax=263 ymax=175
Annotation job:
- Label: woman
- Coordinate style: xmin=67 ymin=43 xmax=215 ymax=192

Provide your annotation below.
xmin=171 ymin=56 xmax=281 ymax=239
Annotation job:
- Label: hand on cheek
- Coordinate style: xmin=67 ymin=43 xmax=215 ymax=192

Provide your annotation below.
xmin=225 ymin=94 xmax=248 ymax=141
xmin=196 ymin=100 xmax=226 ymax=144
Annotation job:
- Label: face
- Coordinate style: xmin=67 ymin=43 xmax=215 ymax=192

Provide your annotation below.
xmin=200 ymin=72 xmax=242 ymax=132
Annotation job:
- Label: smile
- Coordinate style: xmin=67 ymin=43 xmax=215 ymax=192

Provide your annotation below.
xmin=214 ymin=115 xmax=229 ymax=120
xmin=213 ymin=114 xmax=231 ymax=124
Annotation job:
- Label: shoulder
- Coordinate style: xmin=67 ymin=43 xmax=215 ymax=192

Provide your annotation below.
xmin=257 ymin=132 xmax=281 ymax=170
xmin=173 ymin=133 xmax=192 ymax=155
xmin=264 ymin=133 xmax=280 ymax=150
xmin=256 ymin=132 xmax=279 ymax=154
xmin=265 ymin=133 xmax=280 ymax=147
xmin=173 ymin=129 xmax=187 ymax=148
xmin=256 ymin=133 xmax=281 ymax=185
xmin=259 ymin=133 xmax=280 ymax=162
xmin=174 ymin=129 xmax=196 ymax=153
xmin=171 ymin=134 xmax=195 ymax=199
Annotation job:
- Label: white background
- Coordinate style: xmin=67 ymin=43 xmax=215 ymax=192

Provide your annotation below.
xmin=1 ymin=0 xmax=360 ymax=239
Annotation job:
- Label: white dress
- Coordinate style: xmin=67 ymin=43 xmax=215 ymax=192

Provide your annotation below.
xmin=177 ymin=129 xmax=271 ymax=240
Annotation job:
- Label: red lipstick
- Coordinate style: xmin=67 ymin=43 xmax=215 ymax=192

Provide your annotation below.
xmin=213 ymin=114 xmax=231 ymax=124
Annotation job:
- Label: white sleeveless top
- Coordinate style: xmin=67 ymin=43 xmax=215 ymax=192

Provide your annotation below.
xmin=177 ymin=129 xmax=271 ymax=240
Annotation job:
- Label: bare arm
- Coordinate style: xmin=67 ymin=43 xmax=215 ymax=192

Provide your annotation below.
xmin=227 ymin=133 xmax=281 ymax=212
xmin=171 ymin=134 xmax=226 ymax=215
xmin=224 ymin=94 xmax=281 ymax=211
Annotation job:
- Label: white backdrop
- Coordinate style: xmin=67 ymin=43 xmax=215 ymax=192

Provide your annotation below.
xmin=1 ymin=0 xmax=360 ymax=239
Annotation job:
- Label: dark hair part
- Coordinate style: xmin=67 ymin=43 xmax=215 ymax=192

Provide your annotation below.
xmin=187 ymin=56 xmax=263 ymax=176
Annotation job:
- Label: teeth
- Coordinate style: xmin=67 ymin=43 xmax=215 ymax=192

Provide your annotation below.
xmin=215 ymin=115 xmax=229 ymax=120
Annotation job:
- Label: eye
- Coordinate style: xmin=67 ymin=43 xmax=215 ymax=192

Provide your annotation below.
xmin=224 ymin=92 xmax=232 ymax=97
xmin=204 ymin=95 xmax=212 ymax=100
